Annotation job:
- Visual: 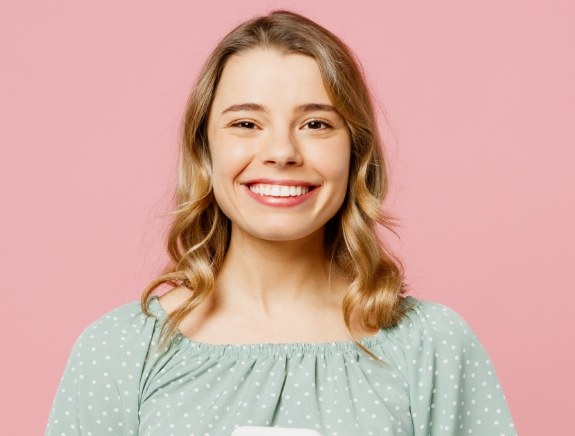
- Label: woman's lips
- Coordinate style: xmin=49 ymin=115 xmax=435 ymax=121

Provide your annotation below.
xmin=248 ymin=183 xmax=312 ymax=197
xmin=242 ymin=180 xmax=318 ymax=207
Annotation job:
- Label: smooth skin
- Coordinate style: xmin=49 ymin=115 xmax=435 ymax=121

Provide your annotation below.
xmin=160 ymin=49 xmax=377 ymax=344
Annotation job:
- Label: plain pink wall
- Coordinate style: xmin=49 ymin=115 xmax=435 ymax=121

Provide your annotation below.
xmin=1 ymin=1 xmax=573 ymax=434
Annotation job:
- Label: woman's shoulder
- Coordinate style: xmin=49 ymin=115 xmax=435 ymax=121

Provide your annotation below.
xmin=82 ymin=299 xmax=151 ymax=333
xmin=71 ymin=297 xmax=163 ymax=358
xmin=390 ymin=295 xmax=478 ymax=347
xmin=372 ymin=295 xmax=491 ymax=375
xmin=402 ymin=295 xmax=470 ymax=321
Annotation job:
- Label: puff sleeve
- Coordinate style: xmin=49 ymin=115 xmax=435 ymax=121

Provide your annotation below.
xmin=45 ymin=301 xmax=158 ymax=436
xmin=396 ymin=299 xmax=516 ymax=435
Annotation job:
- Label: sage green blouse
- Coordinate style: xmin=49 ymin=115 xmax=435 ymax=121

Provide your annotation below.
xmin=45 ymin=296 xmax=516 ymax=435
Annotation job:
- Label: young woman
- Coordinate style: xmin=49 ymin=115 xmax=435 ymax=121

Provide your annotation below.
xmin=46 ymin=10 xmax=516 ymax=436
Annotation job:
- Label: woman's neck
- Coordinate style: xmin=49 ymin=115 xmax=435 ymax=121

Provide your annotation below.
xmin=214 ymin=228 xmax=345 ymax=316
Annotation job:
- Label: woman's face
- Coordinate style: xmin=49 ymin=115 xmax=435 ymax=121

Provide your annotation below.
xmin=206 ymin=48 xmax=351 ymax=243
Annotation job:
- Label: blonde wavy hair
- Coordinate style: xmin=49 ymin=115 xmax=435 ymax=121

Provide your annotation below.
xmin=141 ymin=10 xmax=411 ymax=354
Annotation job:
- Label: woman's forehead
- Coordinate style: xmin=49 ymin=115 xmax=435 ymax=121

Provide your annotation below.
xmin=211 ymin=49 xmax=333 ymax=113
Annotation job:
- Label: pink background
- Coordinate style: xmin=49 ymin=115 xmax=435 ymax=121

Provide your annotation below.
xmin=1 ymin=1 xmax=573 ymax=434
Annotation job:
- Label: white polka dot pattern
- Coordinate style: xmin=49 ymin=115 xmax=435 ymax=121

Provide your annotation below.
xmin=45 ymin=297 xmax=516 ymax=435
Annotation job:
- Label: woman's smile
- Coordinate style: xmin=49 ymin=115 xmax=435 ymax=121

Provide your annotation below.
xmin=243 ymin=180 xmax=319 ymax=207
xmin=248 ymin=183 xmax=313 ymax=198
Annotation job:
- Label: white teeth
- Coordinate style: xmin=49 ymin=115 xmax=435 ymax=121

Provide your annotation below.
xmin=248 ymin=183 xmax=311 ymax=197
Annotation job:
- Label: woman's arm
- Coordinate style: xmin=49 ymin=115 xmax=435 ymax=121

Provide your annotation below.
xmin=398 ymin=299 xmax=516 ymax=435
xmin=45 ymin=301 xmax=158 ymax=436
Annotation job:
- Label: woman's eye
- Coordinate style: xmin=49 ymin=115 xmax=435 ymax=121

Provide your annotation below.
xmin=304 ymin=120 xmax=330 ymax=130
xmin=233 ymin=121 xmax=257 ymax=129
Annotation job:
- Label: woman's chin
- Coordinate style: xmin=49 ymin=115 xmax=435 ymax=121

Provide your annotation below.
xmin=233 ymin=224 xmax=324 ymax=244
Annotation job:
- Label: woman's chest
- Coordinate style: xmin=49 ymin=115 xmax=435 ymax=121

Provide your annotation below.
xmin=138 ymin=353 xmax=414 ymax=436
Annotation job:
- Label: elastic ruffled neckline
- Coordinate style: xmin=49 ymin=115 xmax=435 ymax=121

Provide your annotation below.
xmin=146 ymin=295 xmax=391 ymax=357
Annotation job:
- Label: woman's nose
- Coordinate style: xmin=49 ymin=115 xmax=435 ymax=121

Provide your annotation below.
xmin=259 ymin=129 xmax=303 ymax=168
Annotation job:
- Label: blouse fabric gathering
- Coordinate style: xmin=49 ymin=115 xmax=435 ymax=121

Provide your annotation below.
xmin=45 ymin=296 xmax=516 ymax=435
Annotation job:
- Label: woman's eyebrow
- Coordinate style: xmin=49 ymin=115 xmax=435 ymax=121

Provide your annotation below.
xmin=221 ymin=103 xmax=337 ymax=115
xmin=221 ymin=103 xmax=267 ymax=114
xmin=295 ymin=103 xmax=337 ymax=113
